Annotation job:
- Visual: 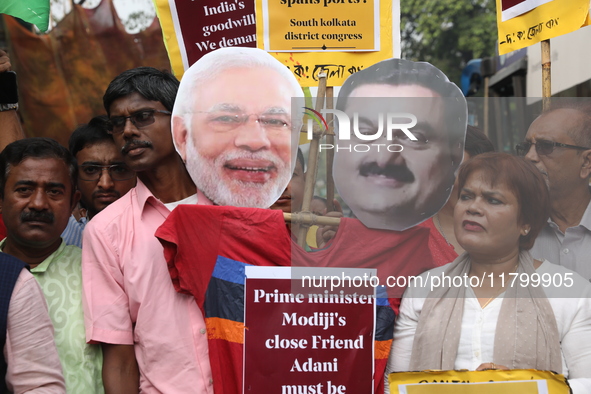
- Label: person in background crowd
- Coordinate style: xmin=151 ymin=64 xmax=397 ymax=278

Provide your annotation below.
xmin=82 ymin=67 xmax=213 ymax=394
xmin=1 ymin=260 xmax=65 ymax=394
xmin=386 ymin=153 xmax=591 ymax=393
xmin=519 ymin=100 xmax=591 ymax=280
xmin=270 ymin=147 xmax=305 ymax=231
xmin=0 ymin=138 xmax=103 ymax=393
xmin=0 ymin=49 xmax=26 ymax=240
xmin=428 ymin=125 xmax=495 ymax=257
xmin=62 ymin=115 xmax=137 ymax=247
xmin=310 ymin=196 xmax=328 ymax=216
xmin=270 ymin=149 xmax=340 ymax=249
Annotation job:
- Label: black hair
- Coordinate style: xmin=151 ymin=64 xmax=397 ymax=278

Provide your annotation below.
xmin=337 ymin=58 xmax=467 ymax=146
xmin=103 ymin=67 xmax=180 ymax=115
xmin=69 ymin=115 xmax=113 ymax=157
xmin=296 ymin=147 xmax=305 ymax=172
xmin=0 ymin=138 xmax=77 ymax=200
xmin=465 ymin=125 xmax=495 ymax=157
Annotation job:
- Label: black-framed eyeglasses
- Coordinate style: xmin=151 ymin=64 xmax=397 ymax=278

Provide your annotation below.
xmin=79 ymin=164 xmax=135 ymax=181
xmin=107 ymin=109 xmax=172 ymax=135
xmin=515 ymin=139 xmax=591 ymax=156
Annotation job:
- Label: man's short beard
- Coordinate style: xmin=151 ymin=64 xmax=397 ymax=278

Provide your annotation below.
xmin=185 ymin=136 xmax=291 ymax=208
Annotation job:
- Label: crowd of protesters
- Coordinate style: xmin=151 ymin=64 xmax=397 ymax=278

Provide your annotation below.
xmin=1 ymin=45 xmax=591 ymax=394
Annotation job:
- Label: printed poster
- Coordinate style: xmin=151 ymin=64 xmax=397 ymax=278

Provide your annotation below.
xmin=153 ymin=0 xmax=257 ymax=78
xmin=389 ymin=369 xmax=570 ymax=394
xmin=496 ymin=0 xmax=590 ymax=55
xmin=244 ymin=266 xmax=376 ymax=393
xmin=255 ymin=0 xmax=399 ymax=86
xmin=501 ymin=0 xmax=554 ymax=22
xmin=261 ymin=0 xmax=380 ymax=52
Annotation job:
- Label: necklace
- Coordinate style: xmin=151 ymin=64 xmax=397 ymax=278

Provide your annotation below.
xmin=479 ymin=264 xmax=519 ymax=309
xmin=480 ymin=287 xmax=505 ymax=309
xmin=434 ymin=213 xmax=451 ymax=245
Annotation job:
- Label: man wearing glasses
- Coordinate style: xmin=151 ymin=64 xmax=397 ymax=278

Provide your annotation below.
xmin=82 ymin=67 xmax=214 ymax=393
xmin=69 ymin=115 xmax=136 ymax=220
xmin=517 ymin=100 xmax=591 ymax=279
xmin=61 ymin=115 xmax=137 ymax=247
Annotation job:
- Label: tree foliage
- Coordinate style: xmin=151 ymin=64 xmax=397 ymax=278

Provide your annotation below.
xmin=400 ymin=0 xmax=498 ymax=85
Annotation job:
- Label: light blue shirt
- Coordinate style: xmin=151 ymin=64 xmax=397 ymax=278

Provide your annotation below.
xmin=61 ymin=215 xmax=87 ymax=248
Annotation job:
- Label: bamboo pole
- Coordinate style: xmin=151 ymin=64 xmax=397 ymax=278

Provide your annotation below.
xmin=541 ymin=39 xmax=551 ymax=110
xmin=483 ymin=77 xmax=490 ymax=137
xmin=296 ymin=72 xmax=327 ymax=247
xmin=284 ymin=212 xmax=341 ymax=227
xmin=325 ymin=87 xmax=335 ymax=212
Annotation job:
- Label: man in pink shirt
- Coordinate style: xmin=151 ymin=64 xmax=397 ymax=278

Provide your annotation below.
xmin=82 ymin=67 xmax=213 ymax=393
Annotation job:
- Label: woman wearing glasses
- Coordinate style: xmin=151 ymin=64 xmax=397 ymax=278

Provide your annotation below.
xmin=385 ymin=153 xmax=591 ymax=393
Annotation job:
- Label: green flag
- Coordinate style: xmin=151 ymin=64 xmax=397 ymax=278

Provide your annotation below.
xmin=0 ymin=0 xmax=50 ymax=32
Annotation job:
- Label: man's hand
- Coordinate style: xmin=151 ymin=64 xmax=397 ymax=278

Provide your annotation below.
xmin=0 ymin=49 xmax=11 ymax=72
xmin=102 ymin=344 xmax=140 ymax=394
xmin=315 ymin=199 xmax=343 ymax=248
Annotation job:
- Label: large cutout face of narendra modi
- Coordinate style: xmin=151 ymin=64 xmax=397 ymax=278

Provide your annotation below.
xmin=172 ymin=47 xmax=302 ymax=208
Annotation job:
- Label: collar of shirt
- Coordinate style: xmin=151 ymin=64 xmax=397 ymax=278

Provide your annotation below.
xmin=578 ymin=199 xmax=591 ymax=231
xmin=135 ymin=179 xmax=213 ymax=220
xmin=548 ymin=199 xmax=591 ymax=233
xmin=0 ymin=238 xmax=67 ymax=274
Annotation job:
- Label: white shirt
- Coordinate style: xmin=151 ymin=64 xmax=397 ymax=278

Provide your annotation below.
xmin=387 ymin=261 xmax=591 ymax=394
xmin=163 ymin=193 xmax=198 ymax=211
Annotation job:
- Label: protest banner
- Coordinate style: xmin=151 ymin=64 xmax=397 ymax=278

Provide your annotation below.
xmin=255 ymin=0 xmax=398 ymax=86
xmin=260 ymin=0 xmax=379 ymax=52
xmin=244 ymin=266 xmax=376 ymax=393
xmin=496 ymin=0 xmax=590 ymax=55
xmin=500 ymin=0 xmax=554 ymax=22
xmin=153 ymin=0 xmax=257 ymax=78
xmin=388 ymin=369 xmax=570 ymax=394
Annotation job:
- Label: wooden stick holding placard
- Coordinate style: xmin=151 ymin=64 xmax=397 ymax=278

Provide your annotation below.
xmin=541 ymin=39 xmax=551 ymax=110
xmin=296 ymin=72 xmax=328 ymax=247
xmin=284 ymin=212 xmax=341 ymax=227
xmin=325 ymin=87 xmax=335 ymax=212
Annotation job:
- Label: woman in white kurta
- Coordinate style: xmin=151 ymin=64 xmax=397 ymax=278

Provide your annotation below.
xmin=386 ymin=153 xmax=591 ymax=393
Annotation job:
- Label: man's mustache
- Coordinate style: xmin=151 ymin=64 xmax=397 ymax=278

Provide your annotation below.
xmin=122 ymin=140 xmax=153 ymax=154
xmin=21 ymin=210 xmax=54 ymax=223
xmin=358 ymin=162 xmax=415 ymax=183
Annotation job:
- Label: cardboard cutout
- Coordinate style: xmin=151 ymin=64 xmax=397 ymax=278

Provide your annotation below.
xmin=172 ymin=47 xmax=302 ymax=208
xmin=333 ymin=58 xmax=467 ymax=231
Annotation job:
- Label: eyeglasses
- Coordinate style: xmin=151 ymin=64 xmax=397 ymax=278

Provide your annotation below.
xmin=107 ymin=110 xmax=172 ymax=135
xmin=195 ymin=112 xmax=291 ymax=132
xmin=79 ymin=164 xmax=135 ymax=181
xmin=515 ymin=139 xmax=591 ymax=156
